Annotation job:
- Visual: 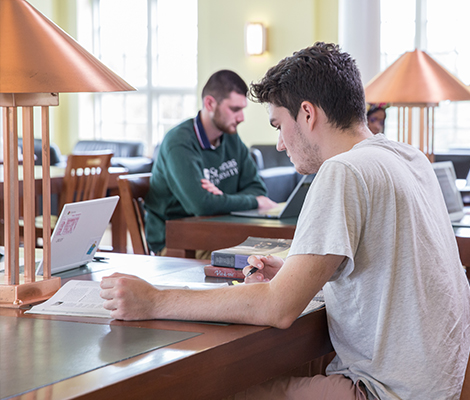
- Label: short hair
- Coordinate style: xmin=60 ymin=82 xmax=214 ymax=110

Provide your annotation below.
xmin=201 ymin=70 xmax=248 ymax=103
xmin=250 ymin=42 xmax=366 ymax=130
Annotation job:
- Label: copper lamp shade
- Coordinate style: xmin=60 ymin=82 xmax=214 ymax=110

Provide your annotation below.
xmin=0 ymin=0 xmax=135 ymax=93
xmin=0 ymin=0 xmax=134 ymax=307
xmin=365 ymin=49 xmax=470 ymax=104
xmin=364 ymin=49 xmax=470 ymax=159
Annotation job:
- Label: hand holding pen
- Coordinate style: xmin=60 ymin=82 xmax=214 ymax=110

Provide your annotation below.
xmin=243 ymin=254 xmax=285 ymax=282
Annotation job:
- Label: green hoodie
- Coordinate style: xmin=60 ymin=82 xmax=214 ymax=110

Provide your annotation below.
xmin=144 ymin=116 xmax=267 ymax=253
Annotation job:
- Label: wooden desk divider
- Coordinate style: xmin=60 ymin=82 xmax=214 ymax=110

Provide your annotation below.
xmin=0 ymin=94 xmax=61 ymax=307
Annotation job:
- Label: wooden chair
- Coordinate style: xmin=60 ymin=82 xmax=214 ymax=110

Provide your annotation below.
xmin=456 ymin=235 xmax=470 ymax=278
xmin=59 ymin=151 xmax=113 ymax=209
xmin=117 ymin=172 xmax=152 ymax=255
xmin=461 ymin=358 xmax=470 ymax=400
xmin=27 ymin=151 xmax=114 ymax=245
xmin=457 ymin=235 xmax=470 ymax=399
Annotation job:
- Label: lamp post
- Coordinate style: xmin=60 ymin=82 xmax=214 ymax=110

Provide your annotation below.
xmin=365 ymin=49 xmax=470 ymax=161
xmin=0 ymin=0 xmax=134 ymax=307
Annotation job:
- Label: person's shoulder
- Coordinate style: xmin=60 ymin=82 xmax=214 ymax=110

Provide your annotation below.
xmin=162 ymin=118 xmax=196 ymax=147
xmin=338 ymin=134 xmax=407 ymax=160
xmin=361 ymin=134 xmax=428 ymax=163
xmin=165 ymin=118 xmax=194 ymax=138
xmin=222 ymin=132 xmax=248 ymax=149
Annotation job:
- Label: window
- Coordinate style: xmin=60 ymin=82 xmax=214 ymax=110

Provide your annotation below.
xmin=77 ymin=0 xmax=198 ymax=155
xmin=381 ymin=0 xmax=470 ymax=152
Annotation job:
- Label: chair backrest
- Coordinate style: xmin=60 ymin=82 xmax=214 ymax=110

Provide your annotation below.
xmin=73 ymin=139 xmax=145 ymax=158
xmin=18 ymin=138 xmax=63 ymax=166
xmin=250 ymin=144 xmax=292 ymax=169
xmin=60 ymin=151 xmax=113 ymax=211
xmin=117 ymin=172 xmax=152 ymax=255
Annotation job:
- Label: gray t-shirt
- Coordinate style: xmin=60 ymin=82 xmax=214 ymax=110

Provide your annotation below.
xmin=290 ymin=134 xmax=470 ymax=399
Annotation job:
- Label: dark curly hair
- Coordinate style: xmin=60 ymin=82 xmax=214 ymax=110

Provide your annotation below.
xmin=250 ymin=42 xmax=366 ymax=130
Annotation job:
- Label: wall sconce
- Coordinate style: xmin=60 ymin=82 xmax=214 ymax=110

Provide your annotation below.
xmin=245 ymin=23 xmax=266 ymax=56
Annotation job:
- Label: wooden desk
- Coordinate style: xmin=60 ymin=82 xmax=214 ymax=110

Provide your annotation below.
xmin=0 ymin=165 xmax=128 ymax=253
xmin=455 ymin=228 xmax=470 ymax=276
xmin=166 ymin=215 xmax=297 ymax=258
xmin=0 ymin=253 xmax=332 ymax=400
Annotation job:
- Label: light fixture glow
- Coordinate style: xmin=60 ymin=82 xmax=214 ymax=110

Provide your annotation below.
xmin=245 ymin=23 xmax=266 ymax=56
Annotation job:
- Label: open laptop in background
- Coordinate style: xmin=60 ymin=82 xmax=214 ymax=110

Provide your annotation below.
xmin=432 ymin=161 xmax=470 ymax=227
xmin=230 ymin=174 xmax=315 ymax=219
xmin=36 ymin=196 xmax=120 ymax=275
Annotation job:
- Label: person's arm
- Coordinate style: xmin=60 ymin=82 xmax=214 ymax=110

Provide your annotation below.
xmin=201 ymin=179 xmax=223 ymax=195
xmin=231 ymin=140 xmax=268 ymax=197
xmin=100 ymin=253 xmax=344 ymax=328
xmin=201 ymin=179 xmax=277 ymax=210
xmin=164 ymin=144 xmax=265 ymax=215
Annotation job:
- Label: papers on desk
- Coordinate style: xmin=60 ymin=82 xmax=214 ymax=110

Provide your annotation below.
xmin=26 ymin=280 xmax=111 ymax=318
xmin=26 ymin=280 xmax=229 ymax=318
xmin=301 ymin=290 xmax=325 ymax=316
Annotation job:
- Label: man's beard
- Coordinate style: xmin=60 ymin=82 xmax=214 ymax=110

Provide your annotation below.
xmin=213 ymin=107 xmax=238 ymax=134
xmin=293 ymin=122 xmax=323 ymax=175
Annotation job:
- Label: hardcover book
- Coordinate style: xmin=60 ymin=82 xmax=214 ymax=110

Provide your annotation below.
xmin=211 ymin=237 xmax=292 ymax=269
xmin=204 ymin=265 xmax=245 ymax=279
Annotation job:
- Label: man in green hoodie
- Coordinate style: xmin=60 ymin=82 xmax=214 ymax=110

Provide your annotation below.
xmin=144 ymin=70 xmax=276 ymax=254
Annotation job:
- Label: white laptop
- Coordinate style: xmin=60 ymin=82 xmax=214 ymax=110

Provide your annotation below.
xmin=432 ymin=161 xmax=470 ymax=227
xmin=230 ymin=174 xmax=314 ymax=219
xmin=36 ymin=196 xmax=120 ymax=275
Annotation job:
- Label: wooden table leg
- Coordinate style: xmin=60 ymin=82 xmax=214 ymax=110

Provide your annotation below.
xmin=109 ymin=187 xmax=127 ymax=253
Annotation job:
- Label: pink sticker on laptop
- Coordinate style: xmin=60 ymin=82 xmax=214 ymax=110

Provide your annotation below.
xmin=55 ymin=213 xmax=81 ymax=236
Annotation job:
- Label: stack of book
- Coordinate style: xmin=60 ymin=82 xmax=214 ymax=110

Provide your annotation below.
xmin=204 ymin=237 xmax=292 ymax=280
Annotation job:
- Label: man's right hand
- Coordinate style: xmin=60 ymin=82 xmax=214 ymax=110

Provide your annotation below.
xmin=243 ymin=254 xmax=285 ymax=283
xmin=201 ymin=179 xmax=223 ymax=195
xmin=256 ymin=195 xmax=277 ymax=210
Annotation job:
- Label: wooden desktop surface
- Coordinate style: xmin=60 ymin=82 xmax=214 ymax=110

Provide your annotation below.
xmin=0 ymin=165 xmax=128 ymax=253
xmin=166 ymin=215 xmax=297 ymax=258
xmin=455 ymin=227 xmax=470 ymax=271
xmin=1 ymin=253 xmax=332 ymax=400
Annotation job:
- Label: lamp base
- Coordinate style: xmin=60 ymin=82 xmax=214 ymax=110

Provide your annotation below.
xmin=0 ymin=275 xmax=61 ymax=308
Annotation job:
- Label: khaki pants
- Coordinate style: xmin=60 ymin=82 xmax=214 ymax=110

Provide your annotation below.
xmin=226 ymin=374 xmax=368 ymax=400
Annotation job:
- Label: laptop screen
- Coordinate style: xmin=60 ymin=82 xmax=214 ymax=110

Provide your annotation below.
xmin=432 ymin=161 xmax=465 ymax=221
xmin=36 ymin=196 xmax=119 ymax=275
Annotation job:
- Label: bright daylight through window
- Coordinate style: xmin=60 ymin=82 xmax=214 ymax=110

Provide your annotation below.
xmin=77 ymin=0 xmax=198 ymax=156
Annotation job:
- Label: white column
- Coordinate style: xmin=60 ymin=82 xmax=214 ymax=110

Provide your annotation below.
xmin=338 ymin=0 xmax=381 ymax=85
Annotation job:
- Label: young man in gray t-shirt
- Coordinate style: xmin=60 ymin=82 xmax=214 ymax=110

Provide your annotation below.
xmin=101 ymin=43 xmax=470 ymax=399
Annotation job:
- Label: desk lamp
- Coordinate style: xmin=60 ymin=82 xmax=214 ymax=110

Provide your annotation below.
xmin=0 ymin=0 xmax=135 ymax=307
xmin=364 ymin=49 xmax=470 ymax=161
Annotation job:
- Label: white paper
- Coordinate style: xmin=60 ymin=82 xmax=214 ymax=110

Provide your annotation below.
xmin=26 ymin=279 xmax=229 ymax=318
xmin=300 ymin=290 xmax=325 ymax=316
xmin=26 ymin=280 xmax=112 ymax=318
